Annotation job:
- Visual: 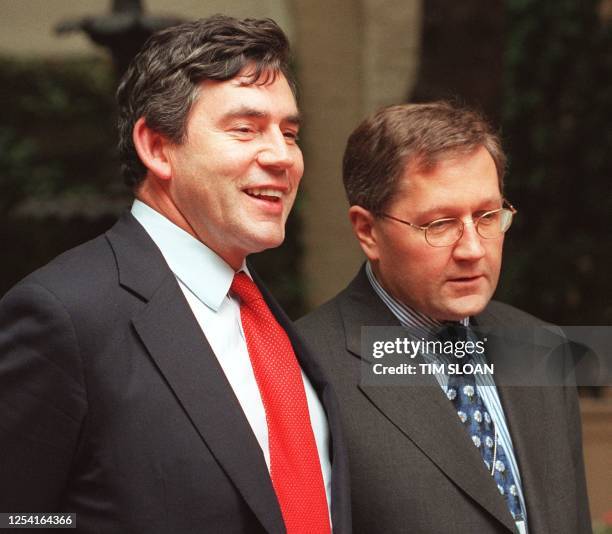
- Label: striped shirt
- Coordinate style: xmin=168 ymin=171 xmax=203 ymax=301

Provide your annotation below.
xmin=365 ymin=262 xmax=527 ymax=534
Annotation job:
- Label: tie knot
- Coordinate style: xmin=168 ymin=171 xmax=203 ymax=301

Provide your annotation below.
xmin=439 ymin=322 xmax=469 ymax=342
xmin=231 ymin=272 xmax=263 ymax=304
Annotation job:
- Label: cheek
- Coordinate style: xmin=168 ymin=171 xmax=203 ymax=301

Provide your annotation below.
xmin=389 ymin=243 xmax=437 ymax=284
xmin=289 ymin=157 xmax=304 ymax=190
xmin=486 ymin=240 xmax=504 ymax=269
xmin=414 ymin=252 xmax=454 ymax=299
xmin=418 ymin=248 xmax=449 ymax=274
xmin=281 ymin=191 xmax=298 ymax=220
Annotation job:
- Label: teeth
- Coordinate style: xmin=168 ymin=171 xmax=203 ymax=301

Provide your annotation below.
xmin=245 ymin=188 xmax=283 ymax=198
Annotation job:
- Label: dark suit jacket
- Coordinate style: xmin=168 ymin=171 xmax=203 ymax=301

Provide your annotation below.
xmin=296 ymin=266 xmax=591 ymax=534
xmin=0 ymin=213 xmax=350 ymax=534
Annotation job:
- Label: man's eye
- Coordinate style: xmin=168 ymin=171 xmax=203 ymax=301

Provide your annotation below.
xmin=478 ymin=211 xmax=500 ymax=225
xmin=283 ymin=130 xmax=299 ymax=142
xmin=427 ymin=219 xmax=457 ymax=235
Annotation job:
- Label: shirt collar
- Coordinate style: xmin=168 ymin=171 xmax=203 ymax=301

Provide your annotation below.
xmin=131 ymin=199 xmax=249 ymax=312
xmin=365 ymin=261 xmax=469 ymax=336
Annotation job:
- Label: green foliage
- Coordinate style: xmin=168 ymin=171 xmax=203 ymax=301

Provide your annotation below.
xmin=0 ymin=56 xmax=121 ymax=205
xmin=500 ymin=0 xmax=612 ymax=324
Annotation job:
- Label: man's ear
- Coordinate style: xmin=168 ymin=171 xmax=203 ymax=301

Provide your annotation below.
xmin=348 ymin=205 xmax=380 ymax=262
xmin=132 ymin=117 xmax=173 ymax=181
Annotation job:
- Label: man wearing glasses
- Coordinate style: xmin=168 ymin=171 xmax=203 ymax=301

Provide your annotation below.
xmin=297 ymin=102 xmax=591 ymax=533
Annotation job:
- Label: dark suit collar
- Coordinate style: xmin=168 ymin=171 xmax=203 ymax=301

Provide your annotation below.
xmin=337 ymin=265 xmax=518 ymax=532
xmin=132 ymin=199 xmax=242 ymax=312
xmin=105 ymin=212 xmax=173 ymax=302
xmin=338 ymin=264 xmax=401 ymax=358
xmin=106 ymin=213 xmax=286 ymax=534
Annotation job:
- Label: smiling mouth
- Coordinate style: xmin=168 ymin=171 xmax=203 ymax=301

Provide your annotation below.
xmin=244 ymin=187 xmax=283 ymax=203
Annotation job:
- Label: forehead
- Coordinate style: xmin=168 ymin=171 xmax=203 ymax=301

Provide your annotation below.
xmin=190 ymin=71 xmax=299 ymax=121
xmin=395 ymin=147 xmax=502 ymax=209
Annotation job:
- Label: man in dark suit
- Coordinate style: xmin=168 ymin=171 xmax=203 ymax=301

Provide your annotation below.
xmin=297 ymin=102 xmax=591 ymax=533
xmin=0 ymin=16 xmax=349 ymax=533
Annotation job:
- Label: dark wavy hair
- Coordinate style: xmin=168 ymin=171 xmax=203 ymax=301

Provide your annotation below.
xmin=116 ymin=15 xmax=295 ymax=187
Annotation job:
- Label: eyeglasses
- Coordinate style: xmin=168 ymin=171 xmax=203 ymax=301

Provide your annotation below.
xmin=377 ymin=199 xmax=517 ymax=247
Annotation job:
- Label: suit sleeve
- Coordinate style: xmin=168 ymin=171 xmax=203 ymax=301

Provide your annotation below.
xmin=0 ymin=281 xmax=87 ymax=511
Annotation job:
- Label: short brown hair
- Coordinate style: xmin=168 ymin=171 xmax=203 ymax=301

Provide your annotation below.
xmin=342 ymin=102 xmax=506 ymax=213
xmin=117 ymin=15 xmax=295 ymax=187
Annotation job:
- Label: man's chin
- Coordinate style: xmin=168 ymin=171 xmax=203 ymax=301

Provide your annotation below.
xmin=436 ymin=295 xmax=489 ymax=321
xmin=246 ymin=229 xmax=286 ymax=254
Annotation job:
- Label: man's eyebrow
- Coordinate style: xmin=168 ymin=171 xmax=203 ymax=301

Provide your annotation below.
xmin=417 ymin=196 xmax=504 ymax=217
xmin=221 ymin=107 xmax=301 ymax=126
xmin=284 ymin=114 xmax=301 ymax=126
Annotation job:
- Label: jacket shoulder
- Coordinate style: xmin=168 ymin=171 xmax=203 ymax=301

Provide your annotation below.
xmin=1 ymin=228 xmax=129 ymax=337
xmin=295 ymin=293 xmax=352 ymax=365
xmin=296 ymin=294 xmax=344 ymax=335
xmin=16 ymin=233 xmax=116 ymax=295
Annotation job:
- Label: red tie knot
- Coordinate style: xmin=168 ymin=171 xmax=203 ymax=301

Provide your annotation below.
xmin=231 ymin=272 xmax=263 ymax=304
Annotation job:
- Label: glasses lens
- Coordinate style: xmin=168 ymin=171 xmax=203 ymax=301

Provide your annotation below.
xmin=426 ymin=219 xmax=463 ymax=246
xmin=477 ymin=209 xmax=514 ymax=239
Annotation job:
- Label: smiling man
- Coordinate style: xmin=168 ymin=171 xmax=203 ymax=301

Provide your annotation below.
xmin=297 ymin=102 xmax=591 ymax=533
xmin=0 ymin=16 xmax=350 ymax=534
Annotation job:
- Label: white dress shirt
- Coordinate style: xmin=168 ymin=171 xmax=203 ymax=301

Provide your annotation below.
xmin=131 ymin=200 xmax=332 ymax=513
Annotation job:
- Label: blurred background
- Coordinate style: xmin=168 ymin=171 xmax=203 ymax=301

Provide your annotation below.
xmin=1 ymin=0 xmax=611 ymax=525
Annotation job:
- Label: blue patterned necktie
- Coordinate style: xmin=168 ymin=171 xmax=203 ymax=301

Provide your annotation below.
xmin=443 ymin=324 xmax=525 ymax=523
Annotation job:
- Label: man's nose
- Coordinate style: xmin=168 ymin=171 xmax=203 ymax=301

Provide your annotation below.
xmin=452 ymin=220 xmax=486 ymax=260
xmin=257 ymin=130 xmax=295 ymax=170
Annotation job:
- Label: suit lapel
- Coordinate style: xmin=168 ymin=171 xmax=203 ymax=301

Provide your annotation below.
xmin=107 ymin=214 xmax=285 ymax=534
xmin=474 ymin=309 xmax=555 ymax=534
xmin=494 ymin=385 xmax=552 ymax=534
xmin=340 ymin=268 xmax=517 ymax=532
xmin=358 ymin=384 xmax=516 ymax=531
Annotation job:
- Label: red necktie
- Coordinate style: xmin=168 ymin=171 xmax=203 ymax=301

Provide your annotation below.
xmin=231 ymin=272 xmax=331 ymax=534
